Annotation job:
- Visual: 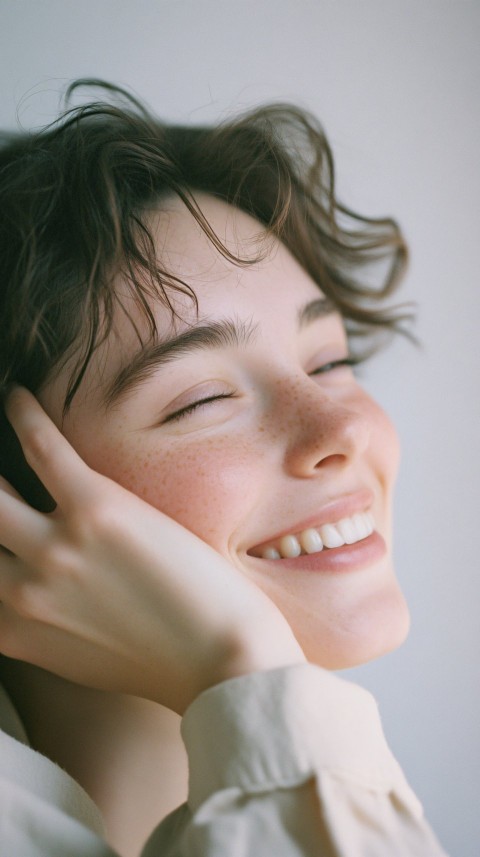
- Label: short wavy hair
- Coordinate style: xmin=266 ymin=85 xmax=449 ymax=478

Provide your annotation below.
xmin=0 ymin=79 xmax=410 ymax=506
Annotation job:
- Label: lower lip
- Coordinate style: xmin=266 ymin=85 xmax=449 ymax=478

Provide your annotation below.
xmin=252 ymin=531 xmax=386 ymax=573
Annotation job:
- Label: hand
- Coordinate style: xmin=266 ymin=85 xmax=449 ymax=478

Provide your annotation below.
xmin=0 ymin=388 xmax=304 ymax=713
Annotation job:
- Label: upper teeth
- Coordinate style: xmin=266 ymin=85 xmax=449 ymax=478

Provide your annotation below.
xmin=260 ymin=511 xmax=375 ymax=560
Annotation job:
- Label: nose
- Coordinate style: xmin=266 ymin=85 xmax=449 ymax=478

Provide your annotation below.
xmin=276 ymin=377 xmax=371 ymax=478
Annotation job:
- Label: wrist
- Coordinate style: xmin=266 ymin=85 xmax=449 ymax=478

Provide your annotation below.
xmin=212 ymin=622 xmax=306 ymax=686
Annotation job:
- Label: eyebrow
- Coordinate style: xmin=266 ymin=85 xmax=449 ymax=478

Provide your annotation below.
xmin=297 ymin=296 xmax=335 ymax=328
xmin=105 ymin=296 xmax=334 ymax=407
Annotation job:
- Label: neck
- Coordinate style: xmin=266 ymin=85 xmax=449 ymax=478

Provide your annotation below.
xmin=0 ymin=659 xmax=188 ymax=857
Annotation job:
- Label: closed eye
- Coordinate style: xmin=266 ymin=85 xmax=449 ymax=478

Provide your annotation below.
xmin=164 ymin=358 xmax=359 ymax=423
xmin=163 ymin=392 xmax=237 ymax=424
xmin=309 ymin=356 xmax=359 ymax=376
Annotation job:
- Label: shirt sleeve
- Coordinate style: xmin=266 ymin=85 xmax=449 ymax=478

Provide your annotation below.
xmin=0 ymin=777 xmax=116 ymax=857
xmin=143 ymin=664 xmax=449 ymax=857
xmin=0 ymin=693 xmax=115 ymax=857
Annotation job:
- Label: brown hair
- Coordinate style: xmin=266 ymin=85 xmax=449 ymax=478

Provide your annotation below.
xmin=0 ymin=79 xmax=410 ymax=505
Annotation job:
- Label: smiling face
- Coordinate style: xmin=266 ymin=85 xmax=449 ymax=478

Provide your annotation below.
xmin=40 ymin=194 xmax=409 ymax=669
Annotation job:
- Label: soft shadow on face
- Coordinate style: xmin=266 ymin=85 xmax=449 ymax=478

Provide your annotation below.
xmin=40 ymin=194 xmax=410 ymax=670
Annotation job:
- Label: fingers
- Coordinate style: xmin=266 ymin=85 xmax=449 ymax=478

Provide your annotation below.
xmin=0 ymin=476 xmax=44 ymax=560
xmin=0 ymin=474 xmax=23 ymax=502
xmin=0 ymin=484 xmax=52 ymax=559
xmin=4 ymin=387 xmax=96 ymax=511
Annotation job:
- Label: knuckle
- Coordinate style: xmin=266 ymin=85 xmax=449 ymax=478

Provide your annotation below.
xmin=36 ymin=540 xmax=79 ymax=581
xmin=23 ymin=425 xmax=54 ymax=467
xmin=8 ymin=579 xmax=46 ymax=621
xmin=33 ymin=539 xmax=61 ymax=572
xmin=69 ymin=497 xmax=121 ymax=543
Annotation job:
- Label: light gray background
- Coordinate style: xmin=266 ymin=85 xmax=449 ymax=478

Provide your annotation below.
xmin=1 ymin=2 xmax=479 ymax=854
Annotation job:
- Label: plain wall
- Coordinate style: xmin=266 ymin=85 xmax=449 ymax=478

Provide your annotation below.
xmin=1 ymin=2 xmax=479 ymax=854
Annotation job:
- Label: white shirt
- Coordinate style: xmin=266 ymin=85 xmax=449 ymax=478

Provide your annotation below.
xmin=0 ymin=664 xmax=448 ymax=856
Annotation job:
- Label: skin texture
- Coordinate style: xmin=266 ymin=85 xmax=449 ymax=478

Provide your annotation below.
xmin=39 ymin=194 xmax=410 ymax=670
xmin=0 ymin=194 xmax=410 ymax=857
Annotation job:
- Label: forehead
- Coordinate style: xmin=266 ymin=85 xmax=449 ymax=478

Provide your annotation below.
xmin=139 ymin=193 xmax=321 ymax=336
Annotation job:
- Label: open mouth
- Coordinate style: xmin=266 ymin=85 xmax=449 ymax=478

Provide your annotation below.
xmin=249 ymin=511 xmax=375 ymax=560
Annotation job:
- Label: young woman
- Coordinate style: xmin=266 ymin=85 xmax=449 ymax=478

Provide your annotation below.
xmin=0 ymin=81 xmax=448 ymax=856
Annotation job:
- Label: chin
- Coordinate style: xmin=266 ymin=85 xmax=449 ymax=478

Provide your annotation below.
xmin=295 ymin=583 xmax=411 ymax=671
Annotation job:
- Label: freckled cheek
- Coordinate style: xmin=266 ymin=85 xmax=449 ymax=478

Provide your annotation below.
xmin=82 ymin=433 xmax=261 ymax=550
